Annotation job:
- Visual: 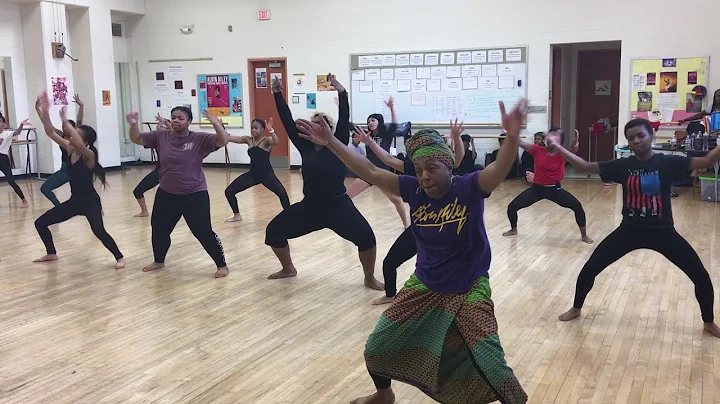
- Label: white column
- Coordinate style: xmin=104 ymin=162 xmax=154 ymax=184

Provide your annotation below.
xmin=20 ymin=1 xmax=75 ymax=174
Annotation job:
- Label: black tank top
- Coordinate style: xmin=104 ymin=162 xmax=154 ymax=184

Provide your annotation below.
xmin=248 ymin=138 xmax=272 ymax=175
xmin=68 ymin=158 xmax=99 ymax=200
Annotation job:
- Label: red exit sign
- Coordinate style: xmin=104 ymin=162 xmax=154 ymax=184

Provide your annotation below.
xmin=257 ymin=9 xmax=271 ymax=20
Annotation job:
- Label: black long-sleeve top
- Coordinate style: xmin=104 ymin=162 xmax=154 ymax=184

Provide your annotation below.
xmin=274 ymin=90 xmax=350 ymax=200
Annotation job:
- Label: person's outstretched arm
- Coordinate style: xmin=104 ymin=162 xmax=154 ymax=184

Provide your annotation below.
xmin=449 ymin=119 xmax=465 ymax=169
xmin=328 ymin=73 xmax=350 ymax=145
xmin=203 ymin=110 xmax=229 ymax=147
xmin=547 ymin=135 xmax=600 ymax=173
xmin=126 ymin=112 xmax=144 ymax=146
xmin=296 ymin=118 xmax=400 ymax=196
xmin=354 ymin=126 xmax=404 ymax=172
xmin=265 ymin=117 xmax=280 ymax=146
xmin=60 ymin=107 xmax=96 ymax=168
xmin=476 ymin=99 xmax=528 ymax=193
xmin=10 ymin=119 xmax=29 ymax=138
xmin=689 ymin=142 xmax=720 ymax=169
xmin=272 ymin=78 xmax=307 ymax=150
xmin=35 ymin=94 xmax=72 ymax=150
xmin=73 ymin=94 xmax=84 ymax=126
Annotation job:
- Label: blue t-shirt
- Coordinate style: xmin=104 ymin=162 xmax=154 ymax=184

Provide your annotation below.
xmin=398 ymin=171 xmax=491 ymax=294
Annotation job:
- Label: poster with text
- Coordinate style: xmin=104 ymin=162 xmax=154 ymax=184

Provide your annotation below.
xmin=197 ymin=74 xmax=243 ymax=127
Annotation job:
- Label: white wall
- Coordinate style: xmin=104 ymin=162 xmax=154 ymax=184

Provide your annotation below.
xmin=128 ymin=0 xmax=718 ymax=165
xmin=0 ymin=3 xmax=29 ymax=128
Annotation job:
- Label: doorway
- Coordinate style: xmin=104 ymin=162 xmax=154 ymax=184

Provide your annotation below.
xmin=248 ymin=58 xmax=289 ymax=169
xmin=550 ymin=41 xmax=621 ymax=162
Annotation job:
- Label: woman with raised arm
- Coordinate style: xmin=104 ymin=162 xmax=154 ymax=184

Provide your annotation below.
xmin=224 ymin=117 xmax=290 ymax=222
xmin=131 ymin=113 xmax=166 ymax=217
xmin=679 ymin=89 xmax=720 ymax=123
xmin=296 ymin=99 xmax=529 ymax=404
xmin=0 ymin=115 xmax=30 ymax=208
xmin=346 ymin=98 xmax=409 ymax=227
xmin=33 ymin=90 xmax=125 ymax=269
xmin=503 ymin=128 xmax=592 ymax=243
xmin=39 ymin=93 xmax=84 ymax=206
xmin=356 ymin=120 xmax=465 ymax=305
xmin=126 ymin=106 xmax=230 ymax=278
xmin=264 ymin=73 xmax=382 ymax=290
xmin=551 ymin=118 xmax=720 ymax=338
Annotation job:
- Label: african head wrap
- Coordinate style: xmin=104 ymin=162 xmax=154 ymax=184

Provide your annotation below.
xmin=405 ymin=129 xmax=455 ymax=170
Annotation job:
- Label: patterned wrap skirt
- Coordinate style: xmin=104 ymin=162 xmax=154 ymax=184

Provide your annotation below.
xmin=365 ymin=274 xmax=527 ymax=404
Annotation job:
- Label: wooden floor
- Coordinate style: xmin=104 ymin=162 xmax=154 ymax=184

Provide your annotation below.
xmin=1 ymin=166 xmax=720 ymax=403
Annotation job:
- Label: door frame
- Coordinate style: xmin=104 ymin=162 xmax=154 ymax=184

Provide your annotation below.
xmin=1 ymin=69 xmax=9 ymax=124
xmin=246 ymin=57 xmax=289 ymax=162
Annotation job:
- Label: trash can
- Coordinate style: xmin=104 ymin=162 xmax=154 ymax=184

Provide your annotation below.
xmin=699 ymin=176 xmax=719 ymax=202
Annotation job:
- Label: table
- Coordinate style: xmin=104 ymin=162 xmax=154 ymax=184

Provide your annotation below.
xmin=614 ymin=144 xmax=719 ymax=201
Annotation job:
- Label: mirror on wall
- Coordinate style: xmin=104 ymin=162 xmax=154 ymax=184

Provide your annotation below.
xmin=0 ymin=57 xmax=31 ymax=177
xmin=0 ymin=57 xmax=10 ymax=123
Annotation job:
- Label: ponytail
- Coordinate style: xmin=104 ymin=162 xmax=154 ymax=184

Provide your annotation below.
xmin=88 ymin=144 xmax=108 ymax=188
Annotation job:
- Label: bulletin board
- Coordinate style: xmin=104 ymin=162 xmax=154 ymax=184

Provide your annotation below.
xmin=630 ymin=56 xmax=710 ymax=123
xmin=349 ymin=46 xmax=528 ymax=126
xmin=142 ymin=63 xmax=245 ymax=128
xmin=197 ymin=73 xmax=243 ymax=127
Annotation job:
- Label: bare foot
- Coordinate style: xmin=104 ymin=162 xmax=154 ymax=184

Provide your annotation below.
xmin=33 ymin=254 xmax=58 ymax=263
xmin=215 ymin=267 xmax=229 ymax=278
xmin=558 ymin=307 xmax=582 ymax=321
xmin=225 ymin=214 xmax=243 ymax=222
xmin=503 ymin=228 xmax=518 ymax=236
xmin=350 ymin=389 xmax=395 ymax=404
xmin=133 ymin=212 xmax=149 ymax=218
xmin=372 ymin=296 xmax=395 ymax=305
xmin=115 ymin=258 xmax=126 ymax=269
xmin=268 ymin=268 xmax=297 ymax=279
xmin=142 ymin=262 xmax=165 ymax=272
xmin=581 ymin=235 xmax=594 ymax=244
xmin=704 ymin=322 xmax=720 ymax=338
xmin=21 ymin=200 xmax=29 ymax=209
xmin=365 ymin=277 xmax=384 ymax=291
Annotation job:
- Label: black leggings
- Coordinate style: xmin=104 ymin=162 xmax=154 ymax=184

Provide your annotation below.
xmin=265 ymin=194 xmax=376 ymax=252
xmin=507 ymin=184 xmax=586 ymax=228
xmin=151 ymin=188 xmax=226 ymax=268
xmin=0 ymin=153 xmax=25 ymax=200
xmin=383 ymin=227 xmax=417 ymax=297
xmin=572 ymin=224 xmax=714 ymax=322
xmin=35 ymin=197 xmax=123 ymax=259
xmin=133 ymin=168 xmax=160 ymax=199
xmin=225 ymin=170 xmax=290 ymax=214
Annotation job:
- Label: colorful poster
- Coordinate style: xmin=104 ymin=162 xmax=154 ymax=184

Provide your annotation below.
xmin=255 ymin=68 xmax=267 ymax=88
xmin=197 ymin=74 xmax=243 ymax=127
xmin=293 ymin=74 xmax=306 ymax=94
xmin=102 ymin=90 xmax=111 ymax=106
xmin=659 ymin=72 xmax=677 ymax=93
xmin=317 ymin=75 xmax=335 ymax=91
xmin=687 ymin=71 xmax=698 ymax=85
xmin=51 ymin=77 xmax=68 ymax=105
xmin=306 ymin=93 xmax=316 ymax=109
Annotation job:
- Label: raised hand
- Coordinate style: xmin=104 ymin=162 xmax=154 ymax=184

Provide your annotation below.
xmin=526 ymin=171 xmax=535 ymax=183
xmin=353 ymin=125 xmax=371 ymax=144
xmin=327 ymin=73 xmax=345 ymax=93
xmin=20 ymin=119 xmax=31 ymax=126
xmin=73 ymin=94 xmax=83 ymax=106
xmin=202 ymin=109 xmax=220 ymax=124
xmin=572 ymin=130 xmax=580 ymax=149
xmin=272 ymin=77 xmax=283 ymax=93
xmin=450 ymin=118 xmax=464 ymax=141
xmin=125 ymin=112 xmax=139 ymax=125
xmin=499 ymin=98 xmax=528 ymax=138
xmin=296 ymin=118 xmax=332 ymax=146
xmin=265 ymin=117 xmax=274 ymax=132
xmin=59 ymin=106 xmax=68 ymax=122
xmin=37 ymin=91 xmax=51 ymax=114
xmin=546 ymin=133 xmax=561 ymax=148
xmin=385 ymin=96 xmax=395 ymax=109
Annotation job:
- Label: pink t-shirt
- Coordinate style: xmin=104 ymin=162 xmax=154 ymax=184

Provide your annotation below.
xmin=140 ymin=130 xmax=218 ymax=195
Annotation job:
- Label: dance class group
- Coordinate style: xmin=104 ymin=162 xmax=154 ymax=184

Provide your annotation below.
xmin=4 ymin=69 xmax=720 ymax=403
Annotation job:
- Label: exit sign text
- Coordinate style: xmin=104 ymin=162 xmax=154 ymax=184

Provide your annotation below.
xmin=257 ymin=9 xmax=271 ymax=20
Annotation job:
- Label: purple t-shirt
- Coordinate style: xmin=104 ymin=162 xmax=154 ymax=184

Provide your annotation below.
xmin=140 ymin=130 xmax=218 ymax=195
xmin=399 ymin=171 xmax=491 ymax=294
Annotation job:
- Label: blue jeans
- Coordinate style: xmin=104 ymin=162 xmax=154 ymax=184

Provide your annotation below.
xmin=41 ymin=165 xmax=70 ymax=206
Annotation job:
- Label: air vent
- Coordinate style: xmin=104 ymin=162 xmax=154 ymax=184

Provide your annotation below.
xmin=111 ymin=23 xmax=122 ymax=37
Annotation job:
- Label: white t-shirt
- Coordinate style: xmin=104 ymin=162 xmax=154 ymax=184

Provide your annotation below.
xmin=0 ymin=130 xmax=15 ymax=155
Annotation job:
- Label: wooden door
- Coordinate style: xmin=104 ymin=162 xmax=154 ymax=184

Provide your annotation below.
xmin=576 ymin=49 xmax=621 ymax=162
xmin=249 ymin=59 xmax=289 ymax=168
xmin=550 ymin=46 xmax=562 ymax=128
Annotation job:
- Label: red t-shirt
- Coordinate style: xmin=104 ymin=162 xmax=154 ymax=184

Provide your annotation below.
xmin=530 ymin=144 xmax=566 ymax=186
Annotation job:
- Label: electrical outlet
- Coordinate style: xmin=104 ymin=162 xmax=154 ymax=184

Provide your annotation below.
xmin=51 ymin=42 xmax=65 ymax=59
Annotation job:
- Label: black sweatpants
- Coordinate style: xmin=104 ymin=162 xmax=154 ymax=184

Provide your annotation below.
xmin=507 ymin=184 xmax=586 ymax=228
xmin=35 ymin=197 xmax=123 ymax=259
xmin=383 ymin=227 xmax=417 ymax=297
xmin=0 ymin=153 xmax=25 ymax=200
xmin=572 ymin=224 xmax=714 ymax=322
xmin=265 ymin=194 xmax=376 ymax=252
xmin=151 ymin=188 xmax=226 ymax=268
xmin=133 ymin=168 xmax=159 ymax=199
xmin=225 ymin=170 xmax=290 ymax=214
